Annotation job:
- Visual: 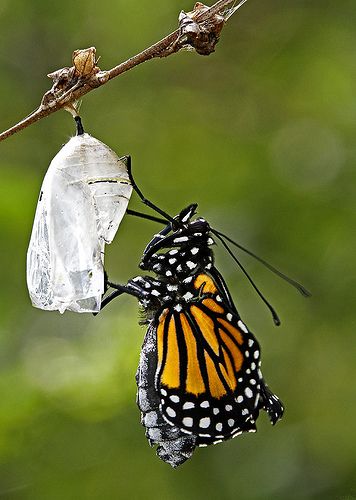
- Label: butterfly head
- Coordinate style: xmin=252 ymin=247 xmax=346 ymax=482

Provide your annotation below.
xmin=139 ymin=204 xmax=215 ymax=276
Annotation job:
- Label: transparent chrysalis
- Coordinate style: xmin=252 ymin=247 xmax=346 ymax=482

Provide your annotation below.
xmin=27 ymin=117 xmax=133 ymax=313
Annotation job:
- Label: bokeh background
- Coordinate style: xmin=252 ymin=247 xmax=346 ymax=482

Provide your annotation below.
xmin=1 ymin=0 xmax=355 ymax=498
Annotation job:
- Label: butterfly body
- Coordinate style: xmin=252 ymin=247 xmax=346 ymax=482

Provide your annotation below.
xmin=117 ymin=204 xmax=284 ymax=466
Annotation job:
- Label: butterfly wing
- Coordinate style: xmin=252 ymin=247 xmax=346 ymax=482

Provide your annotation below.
xmin=155 ymin=271 xmax=284 ymax=446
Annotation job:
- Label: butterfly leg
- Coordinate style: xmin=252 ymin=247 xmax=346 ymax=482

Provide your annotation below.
xmin=126 ymin=208 xmax=166 ymax=225
xmin=121 ymin=155 xmax=178 ymax=226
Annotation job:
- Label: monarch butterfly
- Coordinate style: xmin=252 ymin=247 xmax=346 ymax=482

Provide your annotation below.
xmin=27 ymin=117 xmax=133 ymax=313
xmin=101 ymin=163 xmax=310 ymax=467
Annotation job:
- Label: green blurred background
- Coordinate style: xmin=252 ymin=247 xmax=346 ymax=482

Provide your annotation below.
xmin=1 ymin=0 xmax=355 ymax=498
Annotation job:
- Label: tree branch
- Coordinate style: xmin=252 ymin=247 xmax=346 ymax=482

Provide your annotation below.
xmin=0 ymin=0 xmax=244 ymax=143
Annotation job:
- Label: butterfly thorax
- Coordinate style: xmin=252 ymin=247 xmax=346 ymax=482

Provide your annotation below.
xmin=140 ymin=217 xmax=215 ymax=276
xmin=127 ymin=217 xmax=217 ymax=318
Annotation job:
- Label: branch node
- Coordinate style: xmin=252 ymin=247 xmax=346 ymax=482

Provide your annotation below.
xmin=41 ymin=47 xmax=101 ymax=107
xmin=175 ymin=2 xmax=226 ymax=56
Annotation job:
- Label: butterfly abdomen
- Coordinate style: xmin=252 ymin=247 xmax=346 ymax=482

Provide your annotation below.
xmin=136 ymin=323 xmax=196 ymax=467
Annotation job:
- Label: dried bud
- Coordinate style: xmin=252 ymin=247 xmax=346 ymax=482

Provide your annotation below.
xmin=72 ymin=47 xmax=98 ymax=77
xmin=47 ymin=67 xmax=76 ymax=90
xmin=177 ymin=4 xmax=225 ymax=56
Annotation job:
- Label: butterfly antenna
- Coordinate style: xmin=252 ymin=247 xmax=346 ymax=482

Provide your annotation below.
xmin=124 ymin=156 xmax=181 ymax=228
xmin=212 ymin=229 xmax=311 ymax=297
xmin=213 ymin=232 xmax=281 ymax=326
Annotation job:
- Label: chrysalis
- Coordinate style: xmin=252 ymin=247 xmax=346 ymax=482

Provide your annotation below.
xmin=27 ymin=117 xmax=133 ymax=313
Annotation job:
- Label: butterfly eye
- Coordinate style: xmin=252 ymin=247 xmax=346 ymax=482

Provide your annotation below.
xmin=188 ymin=218 xmax=210 ymax=234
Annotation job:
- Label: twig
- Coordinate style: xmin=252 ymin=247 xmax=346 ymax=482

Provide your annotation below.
xmin=0 ymin=0 xmax=243 ymax=143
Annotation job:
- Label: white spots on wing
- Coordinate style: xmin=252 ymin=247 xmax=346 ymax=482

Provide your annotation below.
xmin=160 ymin=389 xmax=167 ymax=396
xmin=226 ymin=313 xmax=233 ymax=321
xmin=245 ymin=350 xmax=250 ymax=357
xmin=169 ymin=249 xmax=178 ymax=255
xmin=170 ymin=395 xmax=180 ymax=403
xmin=132 ymin=276 xmax=141 ymax=282
xmin=225 ymin=405 xmax=233 ymax=411
xmin=228 ymin=419 xmax=235 ymax=427
xmin=167 ymin=284 xmax=178 ymax=292
xmin=186 ymin=261 xmax=197 ymax=270
xmin=207 ymin=237 xmax=214 ymax=245
xmin=237 ymin=395 xmax=244 ymax=403
xmin=183 ymin=292 xmax=194 ymax=301
xmin=254 ymin=350 xmax=260 ymax=359
xmin=216 ymin=423 xmax=223 ymax=432
xmin=199 ymin=417 xmax=211 ymax=429
xmin=166 ymin=407 xmax=176 ymax=418
xmin=183 ymin=417 xmax=193 ymax=427
xmin=251 ymin=362 xmax=256 ymax=370
xmin=238 ymin=377 xmax=243 ymax=383
xmin=258 ymin=369 xmax=263 ymax=379
xmin=242 ymin=408 xmax=249 ymax=416
xmin=200 ymin=400 xmax=210 ymax=408
xmin=153 ymin=264 xmax=161 ymax=271
xmin=183 ymin=276 xmax=193 ymax=284
xmin=151 ymin=289 xmax=160 ymax=297
xmin=238 ymin=320 xmax=249 ymax=333
xmin=174 ymin=304 xmax=183 ymax=312
xmin=250 ymin=379 xmax=256 ymax=385
xmin=245 ymin=387 xmax=253 ymax=398
xmin=183 ymin=401 xmax=195 ymax=410
xmin=174 ymin=236 xmax=188 ymax=243
xmin=165 ymin=270 xmax=172 ymax=277
xmin=205 ymin=263 xmax=212 ymax=270
xmin=216 ymin=295 xmax=222 ymax=302
xmin=191 ymin=247 xmax=199 ymax=255
xmin=176 ymin=264 xmax=182 ymax=272
xmin=213 ymin=408 xmax=219 ymax=415
xmin=169 ymin=258 xmax=177 ymax=265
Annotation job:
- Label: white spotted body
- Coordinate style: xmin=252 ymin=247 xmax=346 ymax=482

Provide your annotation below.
xmin=27 ymin=133 xmax=132 ymax=313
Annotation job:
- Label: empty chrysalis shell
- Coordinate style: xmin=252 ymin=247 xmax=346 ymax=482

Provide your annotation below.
xmin=27 ymin=121 xmax=133 ymax=313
